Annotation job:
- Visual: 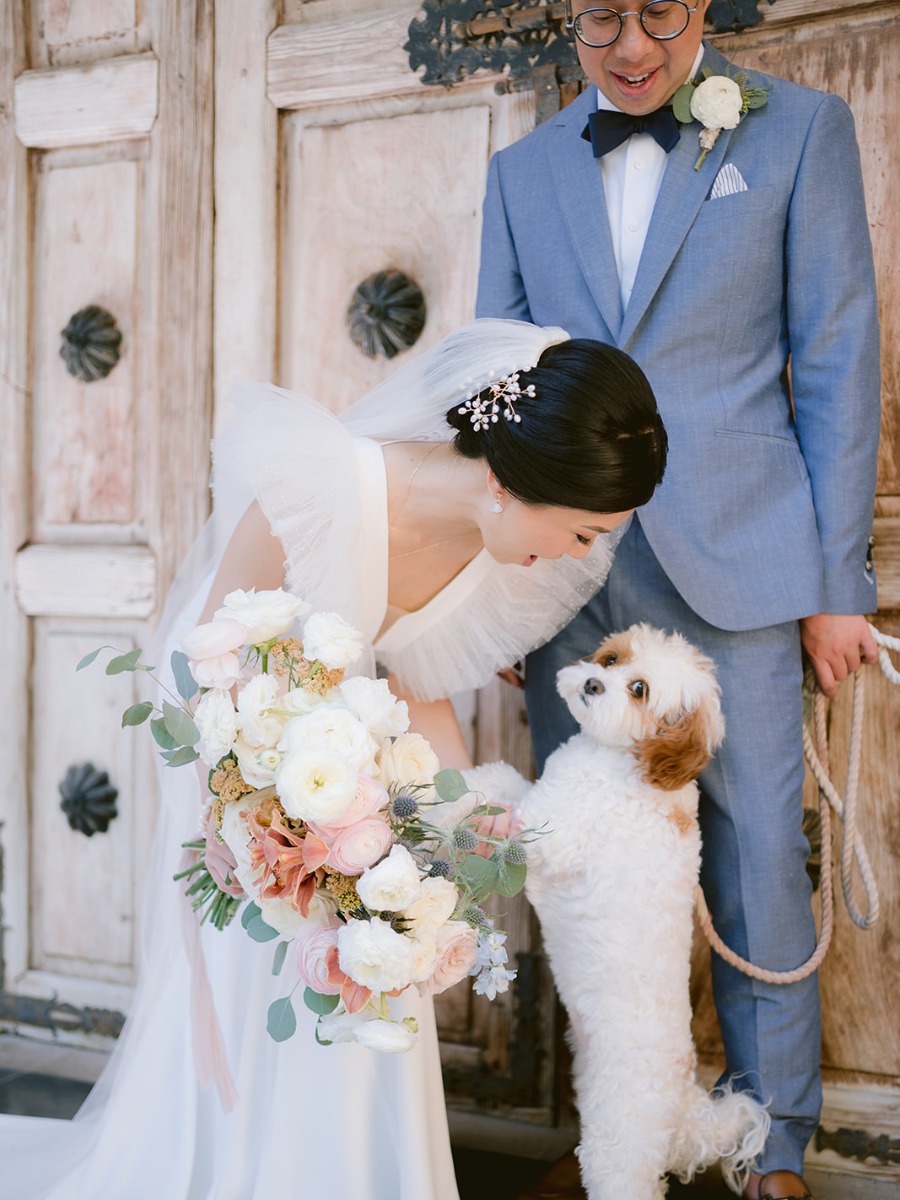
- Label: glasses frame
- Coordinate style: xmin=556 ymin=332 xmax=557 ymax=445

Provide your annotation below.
xmin=565 ymin=1 xmax=699 ymax=48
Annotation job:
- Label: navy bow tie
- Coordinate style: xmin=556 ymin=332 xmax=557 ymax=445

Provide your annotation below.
xmin=583 ymin=107 xmax=680 ymax=157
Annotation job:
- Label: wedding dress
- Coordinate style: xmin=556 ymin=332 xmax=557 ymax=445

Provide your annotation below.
xmin=0 ymin=320 xmax=619 ymax=1200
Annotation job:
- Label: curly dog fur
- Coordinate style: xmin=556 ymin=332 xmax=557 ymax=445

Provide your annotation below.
xmin=520 ymin=623 xmax=769 ymax=1199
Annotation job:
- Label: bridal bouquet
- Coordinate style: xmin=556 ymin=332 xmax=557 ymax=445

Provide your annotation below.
xmin=80 ymin=588 xmax=532 ymax=1053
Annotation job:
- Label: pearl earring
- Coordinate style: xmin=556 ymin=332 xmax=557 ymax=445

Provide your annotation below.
xmin=491 ymin=496 xmax=503 ymax=515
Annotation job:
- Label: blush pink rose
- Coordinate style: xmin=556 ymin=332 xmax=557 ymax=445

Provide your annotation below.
xmin=426 ymin=921 xmax=479 ymax=996
xmin=296 ymin=923 xmax=343 ymax=995
xmin=327 ymin=816 xmax=393 ymax=875
xmin=309 ymin=775 xmax=389 ymax=840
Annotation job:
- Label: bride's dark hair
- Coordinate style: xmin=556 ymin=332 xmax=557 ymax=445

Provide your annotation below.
xmin=445 ymin=339 xmax=667 ymax=512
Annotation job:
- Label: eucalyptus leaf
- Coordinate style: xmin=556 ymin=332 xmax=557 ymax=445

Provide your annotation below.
xmin=171 ymin=650 xmax=199 ymax=702
xmin=241 ymin=901 xmax=262 ymax=930
xmin=162 ymin=700 xmax=200 ymax=747
xmin=433 ymin=767 xmax=470 ymax=804
xmin=106 ymin=647 xmax=143 ymax=675
xmin=272 ymin=941 xmax=289 ymax=977
xmin=266 ymin=996 xmax=297 ymax=1042
xmin=672 ymin=84 xmax=695 ymax=125
xmin=76 ymin=647 xmax=107 ymax=671
xmin=245 ymin=913 xmax=279 ymax=943
xmin=165 ymin=746 xmax=200 ymax=768
xmin=460 ymin=854 xmax=500 ymax=894
xmin=495 ymin=860 xmax=527 ymax=898
xmin=122 ymin=701 xmax=154 ymax=728
xmin=151 ymin=717 xmax=179 ymax=751
xmin=303 ymin=988 xmax=340 ymax=1016
xmin=468 ymin=804 xmax=507 ymax=817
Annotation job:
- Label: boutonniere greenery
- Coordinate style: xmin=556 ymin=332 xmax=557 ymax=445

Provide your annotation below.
xmin=672 ymin=68 xmax=769 ymax=170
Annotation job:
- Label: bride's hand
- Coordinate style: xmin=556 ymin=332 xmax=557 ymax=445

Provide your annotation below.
xmin=473 ymin=802 xmax=522 ymax=855
xmin=496 ymin=661 xmax=525 ymax=689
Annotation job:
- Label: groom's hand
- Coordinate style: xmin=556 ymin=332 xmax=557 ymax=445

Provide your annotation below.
xmin=800 ymin=612 xmax=878 ymax=697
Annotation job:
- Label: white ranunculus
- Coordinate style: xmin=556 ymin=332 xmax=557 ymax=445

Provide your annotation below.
xmin=275 ymin=748 xmax=359 ymax=824
xmin=426 ymin=921 xmax=480 ymax=996
xmin=279 ymin=706 xmax=378 ymax=775
xmin=354 ymin=1018 xmax=417 ymax=1054
xmin=236 ymin=672 xmax=283 ymax=748
xmin=193 ymin=688 xmax=238 ymax=766
xmin=302 ymin=611 xmax=365 ymax=670
xmin=337 ymin=916 xmax=417 ymax=993
xmin=281 ymin=687 xmax=326 ymax=717
xmin=233 ymin=733 xmax=280 ymax=788
xmin=402 ymin=876 xmax=459 ymax=938
xmin=356 ymin=844 xmax=422 ymax=913
xmin=690 ymin=75 xmax=743 ymax=131
xmin=215 ymin=587 xmax=309 ymax=644
xmin=375 ymin=732 xmax=440 ymax=796
xmin=339 ymin=676 xmax=410 ymax=741
xmin=408 ymin=932 xmax=439 ymax=984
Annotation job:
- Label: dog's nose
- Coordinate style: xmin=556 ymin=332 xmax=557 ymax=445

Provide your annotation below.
xmin=583 ymin=678 xmax=605 ymax=696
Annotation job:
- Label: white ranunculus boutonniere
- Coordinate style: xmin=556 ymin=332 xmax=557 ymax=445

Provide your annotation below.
xmin=673 ymin=69 xmax=769 ymax=171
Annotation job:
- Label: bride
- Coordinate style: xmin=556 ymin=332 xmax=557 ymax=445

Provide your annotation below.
xmin=0 ymin=319 xmax=667 ymax=1199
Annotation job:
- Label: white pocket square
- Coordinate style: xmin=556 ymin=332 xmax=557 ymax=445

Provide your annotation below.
xmin=709 ymin=163 xmax=749 ymax=200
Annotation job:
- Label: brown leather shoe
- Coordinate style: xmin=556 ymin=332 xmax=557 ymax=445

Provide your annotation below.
xmin=514 ymin=1152 xmax=586 ymax=1200
xmin=758 ymin=1170 xmax=814 ymax=1199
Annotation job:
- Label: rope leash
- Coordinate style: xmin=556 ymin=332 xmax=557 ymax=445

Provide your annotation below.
xmin=697 ymin=623 xmax=896 ymax=984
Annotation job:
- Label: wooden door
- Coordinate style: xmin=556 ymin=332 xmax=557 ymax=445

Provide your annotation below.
xmin=0 ymin=0 xmax=213 ymax=1046
xmin=212 ymin=0 xmax=565 ymax=1148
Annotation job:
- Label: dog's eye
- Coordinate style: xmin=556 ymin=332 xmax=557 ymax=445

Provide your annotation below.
xmin=601 ymin=653 xmax=617 ymax=667
xmin=628 ymin=679 xmax=648 ymax=700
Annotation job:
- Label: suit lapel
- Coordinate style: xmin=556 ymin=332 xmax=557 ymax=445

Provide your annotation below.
xmin=619 ymin=44 xmax=735 ymax=348
xmin=547 ymin=89 xmax=624 ymax=341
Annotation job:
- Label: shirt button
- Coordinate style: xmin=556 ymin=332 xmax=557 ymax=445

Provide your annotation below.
xmin=628 ymin=221 xmax=639 ymax=233
xmin=634 ymin=159 xmax=645 ymax=171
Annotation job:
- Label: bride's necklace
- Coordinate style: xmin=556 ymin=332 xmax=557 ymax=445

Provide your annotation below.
xmin=387 ymin=443 xmax=479 ymax=563
xmin=389 ymin=530 xmax=478 ymax=562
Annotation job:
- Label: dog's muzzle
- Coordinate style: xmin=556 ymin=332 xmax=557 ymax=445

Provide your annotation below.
xmin=583 ymin=677 xmax=605 ymax=697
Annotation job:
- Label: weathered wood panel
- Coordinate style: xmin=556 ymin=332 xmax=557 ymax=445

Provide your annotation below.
xmin=32 ymin=152 xmax=138 ymax=532
xmin=15 ymin=544 xmax=157 ymax=617
xmin=15 ymin=52 xmax=158 ymax=148
xmin=280 ymin=103 xmax=490 ymax=409
xmin=31 ymin=623 xmax=138 ymax=983
xmin=36 ymin=0 xmax=136 ymax=46
xmin=0 ymin=0 xmax=32 ymax=992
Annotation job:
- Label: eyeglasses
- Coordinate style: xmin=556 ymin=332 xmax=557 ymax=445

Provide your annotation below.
xmin=566 ymin=1 xmax=699 ymax=48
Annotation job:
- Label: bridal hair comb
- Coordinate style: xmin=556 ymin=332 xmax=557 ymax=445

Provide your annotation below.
xmin=457 ymin=371 xmax=537 ymax=432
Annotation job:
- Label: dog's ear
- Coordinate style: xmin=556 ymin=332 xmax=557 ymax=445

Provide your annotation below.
xmin=633 ymin=699 xmax=719 ymax=792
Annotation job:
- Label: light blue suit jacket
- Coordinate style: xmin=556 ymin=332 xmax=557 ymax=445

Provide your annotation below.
xmin=476 ymin=43 xmax=880 ymax=632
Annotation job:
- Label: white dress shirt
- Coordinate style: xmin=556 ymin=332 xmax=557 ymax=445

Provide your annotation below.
xmin=598 ymin=46 xmax=704 ymax=309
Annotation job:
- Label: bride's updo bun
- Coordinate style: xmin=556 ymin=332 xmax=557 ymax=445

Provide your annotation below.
xmin=446 ymin=339 xmax=667 ymax=514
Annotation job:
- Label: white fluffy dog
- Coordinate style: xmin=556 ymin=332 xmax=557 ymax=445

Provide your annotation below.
xmin=518 ymin=623 xmax=769 ymax=1200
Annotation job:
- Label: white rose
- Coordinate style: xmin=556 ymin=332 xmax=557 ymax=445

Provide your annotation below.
xmin=182 ymin=617 xmax=247 ymax=691
xmin=215 ymin=587 xmax=309 ymax=644
xmin=236 ymin=672 xmax=283 ymax=748
xmin=356 ymin=844 xmax=422 ymax=913
xmin=275 ymin=748 xmax=358 ymax=824
xmin=408 ymin=932 xmax=439 ymax=984
xmin=193 ymin=688 xmax=238 ymax=766
xmin=402 ymin=877 xmax=459 ymax=938
xmin=279 ymin=707 xmax=378 ymax=775
xmin=376 ymin=732 xmax=440 ymax=796
xmin=354 ymin=1018 xmax=417 ymax=1054
xmin=337 ymin=916 xmax=417 ymax=992
xmin=233 ymin=733 xmax=281 ymax=788
xmin=690 ymin=75 xmax=743 ymax=131
xmin=339 ymin=676 xmax=410 ymax=741
xmin=302 ymin=611 xmax=365 ymax=670
xmin=426 ymin=921 xmax=479 ymax=997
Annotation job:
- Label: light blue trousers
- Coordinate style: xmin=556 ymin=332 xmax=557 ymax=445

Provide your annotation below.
xmin=525 ymin=518 xmax=822 ymax=1175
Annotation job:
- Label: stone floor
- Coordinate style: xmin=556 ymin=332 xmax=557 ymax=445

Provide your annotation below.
xmin=0 ymin=1046 xmax=888 ymax=1200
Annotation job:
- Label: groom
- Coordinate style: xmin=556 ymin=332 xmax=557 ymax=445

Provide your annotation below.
xmin=476 ymin=3 xmax=881 ymax=1198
